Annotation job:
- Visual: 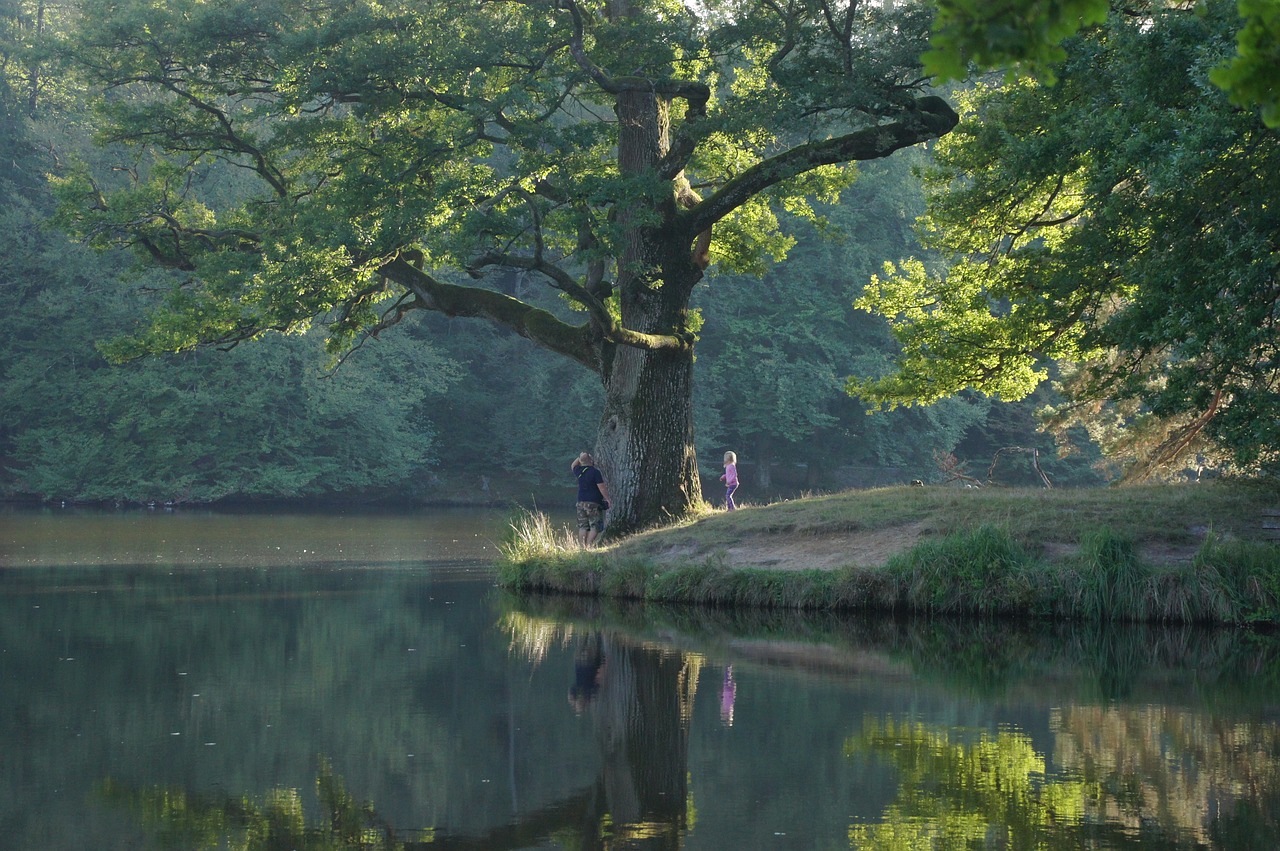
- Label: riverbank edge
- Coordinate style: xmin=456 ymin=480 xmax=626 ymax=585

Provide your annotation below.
xmin=497 ymin=482 xmax=1280 ymax=625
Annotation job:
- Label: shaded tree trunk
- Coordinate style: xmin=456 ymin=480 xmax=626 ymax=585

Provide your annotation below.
xmin=597 ymin=344 xmax=701 ymax=535
xmin=596 ymin=88 xmax=703 ymax=534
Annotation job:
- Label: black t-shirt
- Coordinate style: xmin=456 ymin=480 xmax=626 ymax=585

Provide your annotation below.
xmin=574 ymin=464 xmax=605 ymax=503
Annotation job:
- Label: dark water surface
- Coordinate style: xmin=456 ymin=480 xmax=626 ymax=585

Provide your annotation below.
xmin=3 ymin=507 xmax=1280 ymax=850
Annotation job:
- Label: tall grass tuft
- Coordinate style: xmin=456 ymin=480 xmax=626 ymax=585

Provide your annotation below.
xmin=884 ymin=525 xmax=1037 ymax=616
xmin=499 ymin=508 xmax=578 ymax=560
xmin=1144 ymin=562 xmax=1235 ymax=624
xmin=645 ymin=558 xmax=736 ymax=606
xmin=638 ymin=558 xmax=843 ymax=609
xmin=497 ymin=508 xmax=601 ymax=593
xmin=718 ymin=568 xmax=839 ymax=609
xmin=1051 ymin=530 xmax=1280 ymax=623
xmin=1058 ymin=527 xmax=1147 ymax=620
xmin=831 ymin=566 xmax=900 ymax=611
xmin=599 ymin=559 xmax=654 ymax=599
xmin=1192 ymin=534 xmax=1280 ymax=624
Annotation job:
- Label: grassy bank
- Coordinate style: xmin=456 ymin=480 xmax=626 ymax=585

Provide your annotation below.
xmin=497 ymin=480 xmax=1280 ymax=624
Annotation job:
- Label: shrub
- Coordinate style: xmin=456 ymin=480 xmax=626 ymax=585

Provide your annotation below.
xmin=1193 ymin=535 xmax=1280 ymax=624
xmin=884 ymin=525 xmax=1038 ymax=616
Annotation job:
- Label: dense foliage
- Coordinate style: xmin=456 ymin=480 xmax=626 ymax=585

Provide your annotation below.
xmin=693 ymin=154 xmax=1004 ymax=490
xmin=0 ymin=3 xmax=454 ymax=503
xmin=15 ymin=0 xmax=1271 ymax=505
xmin=926 ymin=0 xmax=1280 ymax=129
xmin=0 ymin=186 xmax=453 ymax=502
xmin=855 ymin=0 xmax=1280 ymax=479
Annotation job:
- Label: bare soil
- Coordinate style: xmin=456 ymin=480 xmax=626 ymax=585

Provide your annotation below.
xmin=643 ymin=522 xmax=928 ymax=571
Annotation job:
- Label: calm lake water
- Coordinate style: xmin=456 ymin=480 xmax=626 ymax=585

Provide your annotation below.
xmin=3 ymin=506 xmax=1280 ymax=850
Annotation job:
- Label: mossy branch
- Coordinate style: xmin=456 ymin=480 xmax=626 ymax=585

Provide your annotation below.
xmin=379 ymin=257 xmax=600 ymax=371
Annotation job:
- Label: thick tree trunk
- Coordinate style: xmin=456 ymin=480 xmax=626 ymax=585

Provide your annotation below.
xmin=595 ymin=88 xmax=704 ymax=534
xmin=596 ymin=344 xmax=701 ymax=535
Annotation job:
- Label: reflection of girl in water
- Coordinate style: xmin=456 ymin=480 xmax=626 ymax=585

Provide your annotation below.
xmin=720 ymin=665 xmax=737 ymax=726
xmin=569 ymin=633 xmax=607 ymax=714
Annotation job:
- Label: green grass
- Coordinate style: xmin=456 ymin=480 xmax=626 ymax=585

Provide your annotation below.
xmin=884 ymin=524 xmax=1038 ymax=616
xmin=1057 ymin=527 xmax=1147 ymax=620
xmin=497 ymin=480 xmax=1280 ymax=624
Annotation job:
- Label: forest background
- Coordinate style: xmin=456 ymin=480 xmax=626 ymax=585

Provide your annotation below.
xmin=3 ymin=0 xmax=1270 ymax=509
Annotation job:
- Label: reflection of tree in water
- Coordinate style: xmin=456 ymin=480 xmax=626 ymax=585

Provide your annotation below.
xmin=1052 ymin=705 xmax=1280 ymax=847
xmin=99 ymin=757 xmax=419 ymax=850
xmin=108 ymin=623 xmax=702 ymax=850
xmin=846 ymin=719 xmax=1094 ymax=850
xmin=525 ymin=624 xmax=702 ymax=849
xmin=569 ymin=633 xmax=698 ymax=847
xmin=868 ymin=616 xmax=1280 ymax=707
xmin=846 ymin=714 xmax=1280 ymax=849
xmin=109 ymin=599 xmax=1280 ymax=850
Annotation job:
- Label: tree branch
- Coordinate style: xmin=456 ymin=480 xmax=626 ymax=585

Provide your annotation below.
xmin=159 ymin=80 xmax=289 ymax=197
xmin=376 ymin=257 xmax=599 ymax=370
xmin=557 ymin=0 xmax=702 ymax=101
xmin=464 ymin=252 xmax=691 ymax=353
xmin=681 ymin=95 xmax=959 ymax=234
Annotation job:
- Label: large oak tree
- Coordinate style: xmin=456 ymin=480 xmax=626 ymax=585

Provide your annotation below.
xmin=54 ymin=0 xmax=956 ymax=530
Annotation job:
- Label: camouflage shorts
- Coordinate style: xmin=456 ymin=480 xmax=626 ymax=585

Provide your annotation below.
xmin=576 ymin=501 xmax=604 ymax=532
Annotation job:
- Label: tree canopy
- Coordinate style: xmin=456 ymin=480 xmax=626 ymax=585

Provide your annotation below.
xmin=853 ymin=0 xmax=1280 ymax=478
xmin=926 ymin=0 xmax=1280 ymax=128
xmin=693 ymin=154 xmax=1003 ymax=490
xmin=24 ymin=0 xmax=1266 ymax=504
xmin=9 ymin=0 xmax=1034 ymax=506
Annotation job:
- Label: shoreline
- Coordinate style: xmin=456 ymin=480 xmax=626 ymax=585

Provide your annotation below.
xmin=498 ymin=481 xmax=1280 ymax=625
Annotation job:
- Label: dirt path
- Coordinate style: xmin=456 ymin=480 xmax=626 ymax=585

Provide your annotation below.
xmin=641 ymin=521 xmax=1203 ymax=571
xmin=646 ymin=522 xmax=929 ymax=571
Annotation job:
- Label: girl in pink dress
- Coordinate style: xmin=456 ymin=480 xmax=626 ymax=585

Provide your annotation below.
xmin=719 ymin=451 xmax=739 ymax=511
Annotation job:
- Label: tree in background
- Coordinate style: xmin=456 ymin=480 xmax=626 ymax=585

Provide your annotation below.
xmin=51 ymin=0 xmax=958 ymax=532
xmin=695 ymin=155 xmax=993 ymax=491
xmin=412 ymin=305 xmax=603 ymax=497
xmin=852 ymin=0 xmax=1279 ymax=479
xmin=0 ymin=198 xmax=455 ymax=503
xmin=0 ymin=4 xmax=456 ymax=504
